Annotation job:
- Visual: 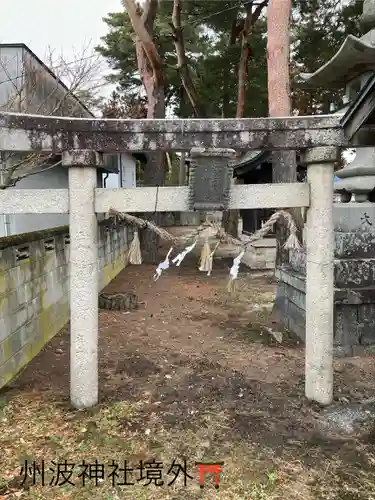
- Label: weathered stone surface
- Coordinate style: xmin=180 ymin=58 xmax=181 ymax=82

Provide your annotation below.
xmin=334 ymin=176 xmax=375 ymax=194
xmin=289 ymin=249 xmax=306 ymax=274
xmin=335 ymin=287 xmax=375 ymax=304
xmin=335 ymin=231 xmax=375 ymax=258
xmin=334 ymin=305 xmax=360 ymax=346
xmin=302 ymin=146 xmax=338 ymax=164
xmin=286 ymin=300 xmax=306 ymax=341
xmin=290 ymin=245 xmax=375 ymax=280
xmin=275 ymin=266 xmax=305 ymax=292
xmin=275 ymin=265 xmax=375 ymax=351
xmin=333 ymin=202 xmax=375 ymax=232
xmin=0 ymin=111 xmax=355 ymax=152
xmin=289 ymin=247 xmax=375 ymax=287
xmin=188 ymin=150 xmax=233 ymax=211
xmin=284 ymin=282 xmax=306 ymax=310
xmin=334 ymin=147 xmax=375 ymax=201
xmin=336 ymin=163 xmax=375 ymax=179
xmin=334 ymin=346 xmax=354 ymax=357
xmin=274 ymin=283 xmax=306 ymax=340
xmin=358 ymin=303 xmax=375 ymax=344
xmin=334 ymin=258 xmax=375 ymax=288
xmin=62 ymin=150 xmax=104 ymax=167
xmin=361 ymin=0 xmax=375 ymax=31
xmin=190 ymin=148 xmax=236 ymax=158
xmin=0 ymin=223 xmax=132 ymax=389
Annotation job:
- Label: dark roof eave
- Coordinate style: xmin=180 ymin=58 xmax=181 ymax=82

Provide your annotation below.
xmin=340 ymin=71 xmax=375 ymax=138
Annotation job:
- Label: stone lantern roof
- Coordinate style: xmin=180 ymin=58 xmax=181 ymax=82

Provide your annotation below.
xmin=299 ymin=35 xmax=375 ymax=89
xmin=299 ymin=0 xmax=375 ymax=203
xmin=299 ymin=0 xmax=375 ymax=90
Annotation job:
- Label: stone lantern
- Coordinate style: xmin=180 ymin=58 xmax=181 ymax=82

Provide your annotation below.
xmin=275 ymin=0 xmax=375 ymax=356
xmin=300 ymin=0 xmax=375 ymax=204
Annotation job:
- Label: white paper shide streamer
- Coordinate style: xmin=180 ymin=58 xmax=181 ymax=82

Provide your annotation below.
xmin=227 ymin=249 xmax=245 ymax=292
xmin=172 ymin=240 xmax=197 ymax=267
xmin=153 ymin=247 xmax=173 ymax=281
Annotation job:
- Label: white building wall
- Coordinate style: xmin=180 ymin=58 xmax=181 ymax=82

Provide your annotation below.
xmin=7 ymin=165 xmax=69 ymax=235
xmin=0 ymin=45 xmax=137 ymax=236
xmin=0 ymin=46 xmax=24 ymax=112
xmin=0 ymin=153 xmax=137 ymax=237
xmin=0 ymin=45 xmax=128 ymax=236
xmin=102 ymin=153 xmax=137 ymax=189
xmin=120 ymin=153 xmax=136 ymax=188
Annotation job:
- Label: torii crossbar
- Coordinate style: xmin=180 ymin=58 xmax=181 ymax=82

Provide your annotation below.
xmin=0 ymin=111 xmax=355 ymax=409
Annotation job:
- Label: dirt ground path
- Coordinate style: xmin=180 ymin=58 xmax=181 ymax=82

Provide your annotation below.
xmin=1 ymin=262 xmax=375 ymax=499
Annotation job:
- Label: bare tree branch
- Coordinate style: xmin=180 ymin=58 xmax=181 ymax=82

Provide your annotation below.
xmin=0 ymin=43 xmax=106 ymax=188
xmin=122 ymin=0 xmax=163 ymax=76
xmin=141 ymin=0 xmax=159 ymax=32
xmin=122 ymin=0 xmax=165 ymax=119
xmin=121 ymin=0 xmax=166 ymax=262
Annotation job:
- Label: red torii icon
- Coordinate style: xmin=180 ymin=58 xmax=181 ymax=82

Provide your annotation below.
xmin=195 ymin=462 xmax=224 ymax=489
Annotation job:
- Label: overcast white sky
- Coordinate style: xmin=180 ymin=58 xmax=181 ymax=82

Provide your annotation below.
xmin=0 ymin=0 xmax=131 ymax=187
xmin=0 ymin=0 xmax=124 ymax=97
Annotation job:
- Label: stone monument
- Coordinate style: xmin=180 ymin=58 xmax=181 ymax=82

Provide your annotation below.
xmin=275 ymin=0 xmax=375 ymax=356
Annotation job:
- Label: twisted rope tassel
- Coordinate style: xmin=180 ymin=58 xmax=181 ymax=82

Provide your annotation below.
xmin=206 ymin=242 xmax=220 ymax=277
xmin=225 ymin=210 xmax=301 ymax=292
xmin=198 ymin=237 xmax=212 ymax=272
xmin=107 ymin=207 xmax=301 ymax=285
xmin=128 ymin=229 xmax=142 ymax=265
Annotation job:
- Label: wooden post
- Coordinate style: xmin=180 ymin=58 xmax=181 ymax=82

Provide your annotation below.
xmin=303 ymin=147 xmax=336 ymax=405
xmin=62 ymin=150 xmax=101 ymax=409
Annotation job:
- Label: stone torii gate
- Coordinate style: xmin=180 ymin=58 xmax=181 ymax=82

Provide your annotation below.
xmin=0 ymin=111 xmax=359 ymax=409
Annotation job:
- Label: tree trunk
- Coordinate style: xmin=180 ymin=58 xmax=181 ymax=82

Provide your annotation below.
xmin=267 ymin=0 xmax=292 ymax=118
xmin=222 ymin=16 xmax=239 ymax=117
xmin=236 ymin=4 xmax=253 ymax=119
xmin=223 ymin=1 xmax=268 ymax=238
xmin=237 ymin=0 xmax=267 ymax=117
xmin=267 ymin=0 xmax=301 ymax=265
xmin=136 ymin=40 xmax=166 ymax=263
xmin=124 ymin=0 xmax=167 ymax=263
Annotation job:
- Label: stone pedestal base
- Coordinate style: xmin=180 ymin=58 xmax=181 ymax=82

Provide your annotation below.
xmin=275 ymin=266 xmax=375 ymax=357
xmin=275 ymin=203 xmax=375 ymax=357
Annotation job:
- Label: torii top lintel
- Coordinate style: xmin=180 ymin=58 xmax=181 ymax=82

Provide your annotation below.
xmin=0 ymin=111 xmax=366 ymax=153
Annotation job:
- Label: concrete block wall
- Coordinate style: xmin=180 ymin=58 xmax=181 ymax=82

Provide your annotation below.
xmin=0 ymin=222 xmax=132 ymax=388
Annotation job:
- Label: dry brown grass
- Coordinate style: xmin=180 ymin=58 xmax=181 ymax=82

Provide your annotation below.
xmin=1 ymin=263 xmax=375 ymax=499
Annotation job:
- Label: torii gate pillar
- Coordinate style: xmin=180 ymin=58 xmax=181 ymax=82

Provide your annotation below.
xmin=303 ymin=146 xmax=335 ymax=405
xmin=62 ymin=150 xmax=101 ymax=409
